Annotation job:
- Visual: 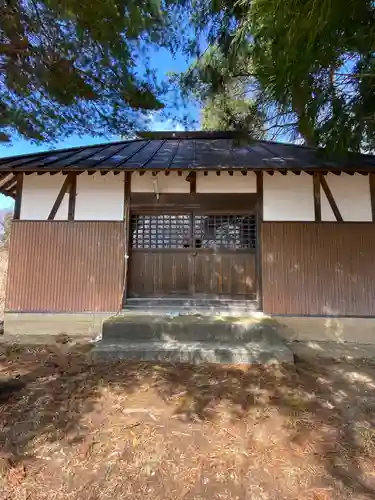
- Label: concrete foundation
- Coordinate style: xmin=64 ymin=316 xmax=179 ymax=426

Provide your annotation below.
xmin=276 ymin=316 xmax=375 ymax=344
xmin=3 ymin=312 xmax=114 ymax=340
xmin=4 ymin=312 xmax=375 ymax=359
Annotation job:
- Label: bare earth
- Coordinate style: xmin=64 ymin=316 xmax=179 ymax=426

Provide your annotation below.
xmin=1 ymin=343 xmax=375 ymax=500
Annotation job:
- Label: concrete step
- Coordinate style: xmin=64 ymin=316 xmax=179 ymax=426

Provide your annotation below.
xmin=124 ymin=298 xmax=258 ymax=316
xmin=102 ymin=314 xmax=281 ymax=343
xmin=92 ymin=340 xmax=294 ymax=365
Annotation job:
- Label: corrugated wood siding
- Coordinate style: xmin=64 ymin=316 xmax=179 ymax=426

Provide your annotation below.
xmin=262 ymin=222 xmax=375 ymax=316
xmin=6 ymin=221 xmax=125 ymax=312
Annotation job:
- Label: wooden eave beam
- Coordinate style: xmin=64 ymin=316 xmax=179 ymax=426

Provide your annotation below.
xmin=0 ymin=175 xmax=18 ymax=191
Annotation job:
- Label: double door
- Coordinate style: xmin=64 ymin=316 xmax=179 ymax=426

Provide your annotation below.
xmin=128 ymin=211 xmax=257 ymax=299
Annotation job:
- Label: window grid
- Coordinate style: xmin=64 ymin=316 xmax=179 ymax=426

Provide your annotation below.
xmin=131 ymin=214 xmax=256 ymax=249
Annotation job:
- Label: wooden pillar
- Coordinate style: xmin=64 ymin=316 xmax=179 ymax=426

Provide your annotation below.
xmin=313 ymin=172 xmax=322 ymax=222
xmin=256 ymin=171 xmax=263 ymax=311
xmin=122 ymin=171 xmax=132 ymax=306
xmin=370 ymin=173 xmax=375 ymax=222
xmin=13 ymin=173 xmax=23 ymax=220
xmin=189 ymin=171 xmax=196 ymax=194
xmin=68 ymin=173 xmax=77 ymax=220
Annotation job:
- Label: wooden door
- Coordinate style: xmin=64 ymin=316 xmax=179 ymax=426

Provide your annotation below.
xmin=128 ymin=213 xmax=192 ymax=297
xmin=193 ymin=251 xmax=256 ymax=297
xmin=191 ymin=214 xmax=256 ymax=298
xmin=127 ymin=206 xmax=257 ymax=300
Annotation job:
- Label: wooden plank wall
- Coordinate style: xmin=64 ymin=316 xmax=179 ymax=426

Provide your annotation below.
xmin=6 ymin=221 xmax=125 ymax=312
xmin=262 ymin=222 xmax=375 ymax=316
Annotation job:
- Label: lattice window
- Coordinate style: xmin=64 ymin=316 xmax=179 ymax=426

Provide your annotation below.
xmin=194 ymin=215 xmax=256 ymax=249
xmin=131 ymin=214 xmax=192 ymax=248
xmin=131 ymin=214 xmax=256 ymax=249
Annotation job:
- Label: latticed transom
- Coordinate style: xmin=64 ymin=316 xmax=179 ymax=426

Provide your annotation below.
xmin=131 ymin=214 xmax=256 ymax=250
xmin=194 ymin=215 xmax=256 ymax=249
xmin=131 ymin=214 xmax=191 ymax=248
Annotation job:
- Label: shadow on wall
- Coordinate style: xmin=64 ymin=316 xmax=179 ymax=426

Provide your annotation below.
xmin=1 ymin=344 xmax=375 ymax=498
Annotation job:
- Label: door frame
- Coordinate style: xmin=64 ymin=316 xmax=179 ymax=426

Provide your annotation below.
xmin=126 ymin=193 xmax=259 ymax=302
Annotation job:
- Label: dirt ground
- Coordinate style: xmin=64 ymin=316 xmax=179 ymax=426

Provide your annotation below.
xmin=1 ymin=343 xmax=375 ymax=500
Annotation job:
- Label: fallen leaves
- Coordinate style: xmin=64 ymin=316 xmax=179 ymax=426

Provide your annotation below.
xmin=0 ymin=345 xmax=375 ymax=499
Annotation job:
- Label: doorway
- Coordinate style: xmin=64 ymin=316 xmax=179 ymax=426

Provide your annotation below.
xmin=127 ymin=210 xmax=257 ymax=299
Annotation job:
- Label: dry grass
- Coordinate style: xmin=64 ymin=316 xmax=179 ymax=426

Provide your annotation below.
xmin=1 ymin=345 xmax=375 ymax=499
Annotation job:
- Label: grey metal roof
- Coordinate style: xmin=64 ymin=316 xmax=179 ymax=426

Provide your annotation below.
xmin=1 ymin=131 xmax=374 ymax=198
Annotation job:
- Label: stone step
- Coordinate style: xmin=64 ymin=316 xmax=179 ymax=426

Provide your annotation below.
xmin=124 ymin=298 xmax=258 ymax=315
xmin=91 ymin=340 xmax=294 ymax=365
xmin=102 ymin=314 xmax=282 ymax=343
xmin=126 ymin=298 xmax=258 ymax=308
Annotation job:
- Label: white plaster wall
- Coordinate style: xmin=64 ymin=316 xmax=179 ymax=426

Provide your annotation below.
xmin=264 ymin=172 xmax=314 ymax=221
xmin=321 ymin=173 xmax=371 ymax=221
xmin=196 ymin=171 xmax=257 ymax=193
xmin=131 ymin=171 xmax=190 ymax=193
xmin=21 ymin=173 xmax=69 ymax=220
xmin=20 ymin=172 xmax=124 ymax=221
xmin=75 ymin=172 xmax=123 ymax=220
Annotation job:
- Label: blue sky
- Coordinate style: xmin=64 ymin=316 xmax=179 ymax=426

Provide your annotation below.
xmin=0 ymin=47 xmax=199 ymax=211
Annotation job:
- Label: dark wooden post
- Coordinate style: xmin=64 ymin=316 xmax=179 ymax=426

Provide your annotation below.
xmin=370 ymin=173 xmax=375 ymax=222
xmin=122 ymin=171 xmax=132 ymax=306
xmin=256 ymin=170 xmax=263 ymax=311
xmin=68 ymin=173 xmax=77 ymax=220
xmin=189 ymin=171 xmax=196 ymax=194
xmin=313 ymin=172 xmax=322 ymax=222
xmin=13 ymin=173 xmax=24 ymax=220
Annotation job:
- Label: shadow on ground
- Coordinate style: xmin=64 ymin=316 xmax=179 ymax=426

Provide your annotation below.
xmin=1 ymin=343 xmax=375 ymax=499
